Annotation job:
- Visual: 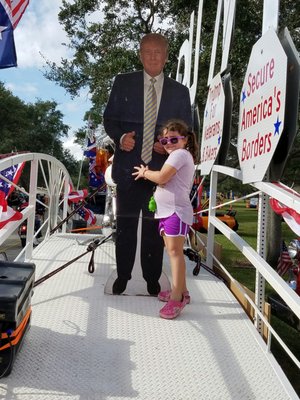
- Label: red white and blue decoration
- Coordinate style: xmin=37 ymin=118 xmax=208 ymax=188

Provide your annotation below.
xmin=270 ymin=182 xmax=300 ymax=237
xmin=0 ymin=0 xmax=29 ymax=68
xmin=276 ymin=240 xmax=293 ymax=277
xmin=0 ymin=162 xmax=25 ymax=228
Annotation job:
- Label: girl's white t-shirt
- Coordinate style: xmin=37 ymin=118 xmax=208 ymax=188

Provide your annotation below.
xmin=154 ymin=148 xmax=195 ymax=225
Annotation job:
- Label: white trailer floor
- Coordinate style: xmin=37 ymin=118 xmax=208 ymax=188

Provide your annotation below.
xmin=0 ymin=233 xmax=297 ymax=400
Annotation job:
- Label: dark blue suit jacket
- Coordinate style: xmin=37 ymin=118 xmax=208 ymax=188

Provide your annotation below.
xmin=103 ymin=70 xmax=192 ymax=188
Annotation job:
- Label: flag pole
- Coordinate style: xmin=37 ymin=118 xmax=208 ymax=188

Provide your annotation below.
xmin=76 ymin=156 xmax=84 ymax=191
xmin=76 ymin=116 xmax=93 ymax=190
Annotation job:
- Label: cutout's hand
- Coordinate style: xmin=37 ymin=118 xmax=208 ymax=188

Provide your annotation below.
xmin=121 ymin=131 xmax=136 ymax=151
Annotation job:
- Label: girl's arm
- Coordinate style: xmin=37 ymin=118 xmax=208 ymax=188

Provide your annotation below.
xmin=132 ymin=163 xmax=176 ymax=185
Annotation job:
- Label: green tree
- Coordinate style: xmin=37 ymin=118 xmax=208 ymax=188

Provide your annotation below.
xmin=45 ymin=1 xmax=299 ymax=173
xmin=0 ymin=82 xmax=80 ymax=183
xmin=25 ymin=100 xmax=69 ymax=155
xmin=44 ymin=0 xmax=192 ymax=125
xmin=47 ymin=0 xmax=299 ymax=268
xmin=0 ymin=82 xmax=31 ymax=152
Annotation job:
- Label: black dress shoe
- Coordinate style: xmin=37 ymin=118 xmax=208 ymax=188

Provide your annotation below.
xmin=112 ymin=278 xmax=128 ymax=294
xmin=147 ymin=281 xmax=161 ymax=296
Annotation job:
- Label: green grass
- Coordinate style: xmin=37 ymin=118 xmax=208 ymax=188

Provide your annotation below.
xmin=213 ymin=201 xmax=300 ymax=395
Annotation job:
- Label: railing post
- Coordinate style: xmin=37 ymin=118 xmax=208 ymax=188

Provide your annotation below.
xmin=255 ymin=192 xmax=268 ymax=334
xmin=24 ymin=158 xmax=38 ymax=261
xmin=206 ymin=170 xmax=218 ymax=269
xmin=62 ymin=176 xmax=70 ymax=234
xmin=48 ymin=161 xmax=61 ymax=231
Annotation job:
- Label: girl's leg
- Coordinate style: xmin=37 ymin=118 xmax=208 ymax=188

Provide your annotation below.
xmin=163 ymin=235 xmax=187 ymax=302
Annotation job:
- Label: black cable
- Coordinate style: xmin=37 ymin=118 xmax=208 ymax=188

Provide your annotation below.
xmin=33 ymin=233 xmax=113 ymax=287
xmin=0 ymin=329 xmax=13 ymax=379
xmin=50 ymin=183 xmax=107 ymax=235
xmin=88 ymin=250 xmax=95 ymax=273
xmin=183 ymin=247 xmax=225 ymax=281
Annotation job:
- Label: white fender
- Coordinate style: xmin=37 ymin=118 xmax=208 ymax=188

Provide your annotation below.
xmin=105 ymin=164 xmax=116 ymax=187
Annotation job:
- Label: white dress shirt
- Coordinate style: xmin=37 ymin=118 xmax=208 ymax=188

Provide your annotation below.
xmin=143 ymin=71 xmax=164 ymax=114
xmin=120 ymin=71 xmax=164 ymax=149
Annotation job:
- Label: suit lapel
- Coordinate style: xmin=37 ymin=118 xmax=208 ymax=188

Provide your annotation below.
xmin=134 ymin=71 xmax=144 ymax=122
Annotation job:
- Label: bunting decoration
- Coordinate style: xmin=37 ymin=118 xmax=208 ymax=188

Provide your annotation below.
xmin=269 ymin=182 xmax=300 ymax=237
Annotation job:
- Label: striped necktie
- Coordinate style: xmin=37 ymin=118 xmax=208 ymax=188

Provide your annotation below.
xmin=141 ymin=78 xmax=157 ymax=164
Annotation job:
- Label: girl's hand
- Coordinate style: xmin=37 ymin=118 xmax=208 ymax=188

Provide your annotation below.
xmin=132 ymin=165 xmax=148 ymax=180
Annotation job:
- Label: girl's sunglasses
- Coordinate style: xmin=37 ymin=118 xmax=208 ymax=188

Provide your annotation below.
xmin=159 ymin=136 xmax=185 ymax=145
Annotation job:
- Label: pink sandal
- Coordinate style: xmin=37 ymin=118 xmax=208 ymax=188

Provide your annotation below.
xmin=158 ymin=290 xmax=190 ymax=304
xmin=159 ymin=298 xmax=187 ymax=319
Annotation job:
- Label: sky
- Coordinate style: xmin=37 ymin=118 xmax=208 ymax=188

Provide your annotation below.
xmin=1 ymin=0 xmax=92 ymax=160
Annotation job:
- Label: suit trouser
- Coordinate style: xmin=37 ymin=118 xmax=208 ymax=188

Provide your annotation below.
xmin=115 ymin=182 xmax=164 ymax=282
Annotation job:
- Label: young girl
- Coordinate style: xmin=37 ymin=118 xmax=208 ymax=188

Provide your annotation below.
xmin=132 ymin=119 xmax=198 ymax=319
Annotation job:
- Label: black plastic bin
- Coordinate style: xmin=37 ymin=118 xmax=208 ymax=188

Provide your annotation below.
xmin=0 ymin=261 xmax=35 ymax=377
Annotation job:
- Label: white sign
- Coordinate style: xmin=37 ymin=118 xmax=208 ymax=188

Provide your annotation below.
xmin=237 ymin=29 xmax=287 ymax=184
xmin=200 ymin=73 xmax=225 ymax=176
xmin=176 ymin=0 xmax=203 ymax=105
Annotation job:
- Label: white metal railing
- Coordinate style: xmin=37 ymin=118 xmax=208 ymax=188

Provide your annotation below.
xmin=202 ymin=164 xmax=300 ymax=371
xmin=1 ymin=153 xmax=299 ymax=377
xmin=0 ymin=153 xmax=70 ymax=261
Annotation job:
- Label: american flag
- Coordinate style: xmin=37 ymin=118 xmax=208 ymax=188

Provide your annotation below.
xmin=83 ymin=122 xmax=107 ymax=193
xmin=76 ymin=206 xmax=96 ymax=226
xmin=0 ymin=162 xmax=25 ymax=228
xmin=67 ymin=184 xmax=96 ymax=225
xmin=0 ymin=162 xmax=25 ymax=198
xmin=84 ymin=136 xmax=97 ymax=158
xmin=68 ymin=188 xmax=88 ymax=203
xmin=88 ymin=158 xmax=106 ymax=189
xmin=277 ymin=241 xmax=293 ymax=277
xmin=0 ymin=0 xmax=29 ymax=68
xmin=0 ymin=191 xmax=23 ymax=228
xmin=3 ymin=0 xmax=29 ymax=28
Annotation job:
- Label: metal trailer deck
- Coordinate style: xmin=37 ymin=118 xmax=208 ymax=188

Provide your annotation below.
xmin=0 ymin=233 xmax=297 ymax=400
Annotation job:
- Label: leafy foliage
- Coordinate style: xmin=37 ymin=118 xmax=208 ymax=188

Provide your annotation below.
xmin=0 ymin=82 xmax=80 ymax=182
xmin=44 ymin=0 xmax=299 ymax=182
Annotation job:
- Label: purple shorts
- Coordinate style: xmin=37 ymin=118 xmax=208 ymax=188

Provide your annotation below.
xmin=158 ymin=213 xmax=190 ymax=237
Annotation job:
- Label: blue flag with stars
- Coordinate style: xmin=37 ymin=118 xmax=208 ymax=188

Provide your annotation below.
xmin=0 ymin=2 xmax=17 ymax=68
